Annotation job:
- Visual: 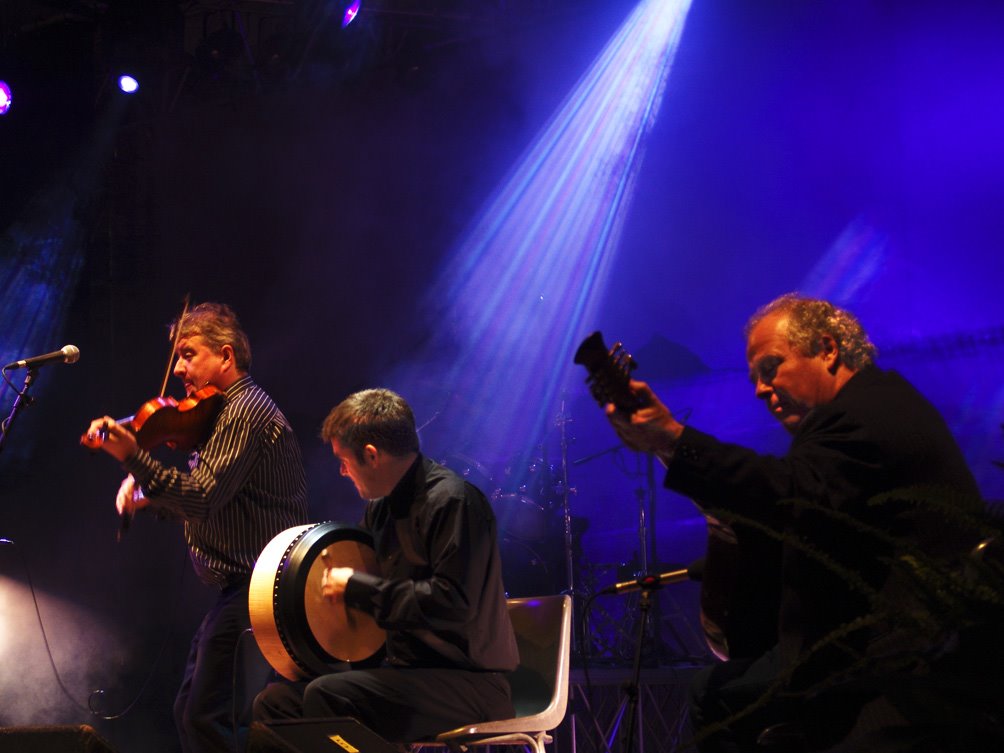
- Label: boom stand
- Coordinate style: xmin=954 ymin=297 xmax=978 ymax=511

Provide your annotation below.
xmin=621 ymin=585 xmax=655 ymax=753
xmin=630 ymin=452 xmax=674 ymax=664
xmin=0 ymin=368 xmax=38 ymax=453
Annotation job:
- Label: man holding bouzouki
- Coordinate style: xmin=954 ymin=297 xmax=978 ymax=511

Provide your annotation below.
xmin=597 ymin=294 xmax=982 ymax=752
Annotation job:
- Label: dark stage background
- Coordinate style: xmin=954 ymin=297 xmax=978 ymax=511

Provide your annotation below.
xmin=2 ymin=1 xmax=1003 ymax=751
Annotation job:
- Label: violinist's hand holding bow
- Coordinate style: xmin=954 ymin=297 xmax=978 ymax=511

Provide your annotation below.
xmin=116 ymin=474 xmax=150 ymax=517
xmin=84 ymin=416 xmax=138 ymax=462
xmin=605 ymin=379 xmax=684 ymax=465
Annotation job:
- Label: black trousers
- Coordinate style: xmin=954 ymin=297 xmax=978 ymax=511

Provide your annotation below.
xmin=253 ymin=666 xmax=513 ymax=743
xmin=174 ymin=580 xmax=272 ymax=753
xmin=689 ymin=646 xmax=783 ymax=753
xmin=690 ymin=645 xmax=865 ymax=753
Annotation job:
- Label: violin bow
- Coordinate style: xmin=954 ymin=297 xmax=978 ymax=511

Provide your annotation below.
xmin=160 ymin=293 xmax=191 ymax=397
xmin=120 ymin=294 xmax=191 ymax=542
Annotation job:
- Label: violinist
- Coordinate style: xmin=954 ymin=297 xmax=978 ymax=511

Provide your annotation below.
xmin=84 ymin=302 xmax=308 ymax=753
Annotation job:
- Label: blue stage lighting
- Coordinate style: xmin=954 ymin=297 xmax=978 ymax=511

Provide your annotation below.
xmin=389 ymin=0 xmax=693 ymax=464
xmin=342 ymin=0 xmax=361 ymax=28
xmin=0 ymin=73 xmax=127 ymax=462
xmin=800 ymin=217 xmax=887 ymax=304
xmin=117 ymin=74 xmax=139 ymax=94
xmin=0 ymin=81 xmax=11 ymax=115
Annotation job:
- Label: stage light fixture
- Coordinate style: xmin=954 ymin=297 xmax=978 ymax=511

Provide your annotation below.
xmin=342 ymin=0 xmax=361 ymax=28
xmin=0 ymin=81 xmax=12 ymax=115
xmin=117 ymin=74 xmax=140 ymax=94
xmin=195 ymin=27 xmax=246 ymax=75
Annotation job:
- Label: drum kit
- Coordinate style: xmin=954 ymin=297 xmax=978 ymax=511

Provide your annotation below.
xmin=440 ymin=450 xmax=571 ymax=600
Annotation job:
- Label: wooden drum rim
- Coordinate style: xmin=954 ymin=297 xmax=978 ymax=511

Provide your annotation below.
xmin=249 ymin=522 xmax=385 ymax=681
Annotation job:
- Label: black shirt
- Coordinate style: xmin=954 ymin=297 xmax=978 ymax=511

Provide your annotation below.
xmin=344 ymin=455 xmax=519 ymax=672
xmin=665 ymin=366 xmax=982 ymax=668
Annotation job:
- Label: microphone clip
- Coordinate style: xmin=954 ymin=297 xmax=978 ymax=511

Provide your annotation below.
xmin=597 ymin=565 xmax=693 ymax=596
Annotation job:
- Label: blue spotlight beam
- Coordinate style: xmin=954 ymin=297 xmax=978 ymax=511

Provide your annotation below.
xmin=390 ymin=0 xmax=692 ymax=464
xmin=0 ymin=94 xmax=126 ymax=463
xmin=800 ymin=217 xmax=887 ymax=304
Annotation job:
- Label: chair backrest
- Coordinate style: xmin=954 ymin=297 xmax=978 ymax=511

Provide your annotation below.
xmin=502 ymin=594 xmax=572 ymax=728
xmin=429 ymin=594 xmax=572 ymax=748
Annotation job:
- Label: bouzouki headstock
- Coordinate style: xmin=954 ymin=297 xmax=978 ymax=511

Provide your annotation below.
xmin=573 ymin=331 xmax=643 ymax=414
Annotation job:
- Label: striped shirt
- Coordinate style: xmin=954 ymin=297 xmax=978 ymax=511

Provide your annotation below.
xmin=123 ymin=375 xmax=308 ymax=587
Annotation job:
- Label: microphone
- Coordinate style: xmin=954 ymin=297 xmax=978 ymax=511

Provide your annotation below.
xmin=597 ymin=562 xmax=700 ymax=595
xmin=3 ymin=345 xmax=80 ymax=371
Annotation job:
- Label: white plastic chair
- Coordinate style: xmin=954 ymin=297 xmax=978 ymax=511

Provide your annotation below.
xmin=422 ymin=594 xmax=573 ymax=753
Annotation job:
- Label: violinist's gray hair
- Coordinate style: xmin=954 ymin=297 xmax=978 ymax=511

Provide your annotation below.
xmin=171 ymin=302 xmax=252 ymax=372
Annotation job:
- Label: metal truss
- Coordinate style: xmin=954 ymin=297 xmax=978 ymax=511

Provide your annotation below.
xmin=551 ymin=668 xmax=702 ymax=753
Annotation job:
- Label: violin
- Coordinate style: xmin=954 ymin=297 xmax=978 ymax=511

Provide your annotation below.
xmin=81 ymin=295 xmax=227 ymax=454
xmin=80 ymin=384 xmax=225 ymax=453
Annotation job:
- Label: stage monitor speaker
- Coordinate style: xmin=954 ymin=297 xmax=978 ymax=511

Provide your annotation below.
xmin=0 ymin=724 xmax=117 ymax=753
xmin=248 ymin=718 xmax=399 ymax=753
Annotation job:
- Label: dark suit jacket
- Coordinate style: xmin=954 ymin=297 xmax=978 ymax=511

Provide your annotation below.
xmin=665 ymin=365 xmax=982 ymax=679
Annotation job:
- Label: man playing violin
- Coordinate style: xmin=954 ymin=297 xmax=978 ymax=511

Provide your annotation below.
xmin=604 ymin=294 xmax=983 ymax=752
xmin=251 ymin=388 xmax=518 ymax=746
xmin=85 ymin=302 xmax=308 ymax=753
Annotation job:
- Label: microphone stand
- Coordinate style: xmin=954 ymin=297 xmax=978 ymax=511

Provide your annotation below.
xmin=0 ymin=367 xmax=39 ymax=453
xmin=644 ymin=452 xmax=668 ymax=663
xmin=622 ymin=582 xmax=656 ymax=753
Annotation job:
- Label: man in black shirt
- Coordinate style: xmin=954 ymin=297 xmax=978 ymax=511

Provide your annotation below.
xmin=604 ymin=294 xmax=982 ymax=752
xmin=85 ymin=302 xmax=308 ymax=753
xmin=253 ymin=388 xmax=518 ymax=744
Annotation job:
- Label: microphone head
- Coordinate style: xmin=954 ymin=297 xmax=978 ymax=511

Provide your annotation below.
xmin=62 ymin=345 xmax=80 ymax=364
